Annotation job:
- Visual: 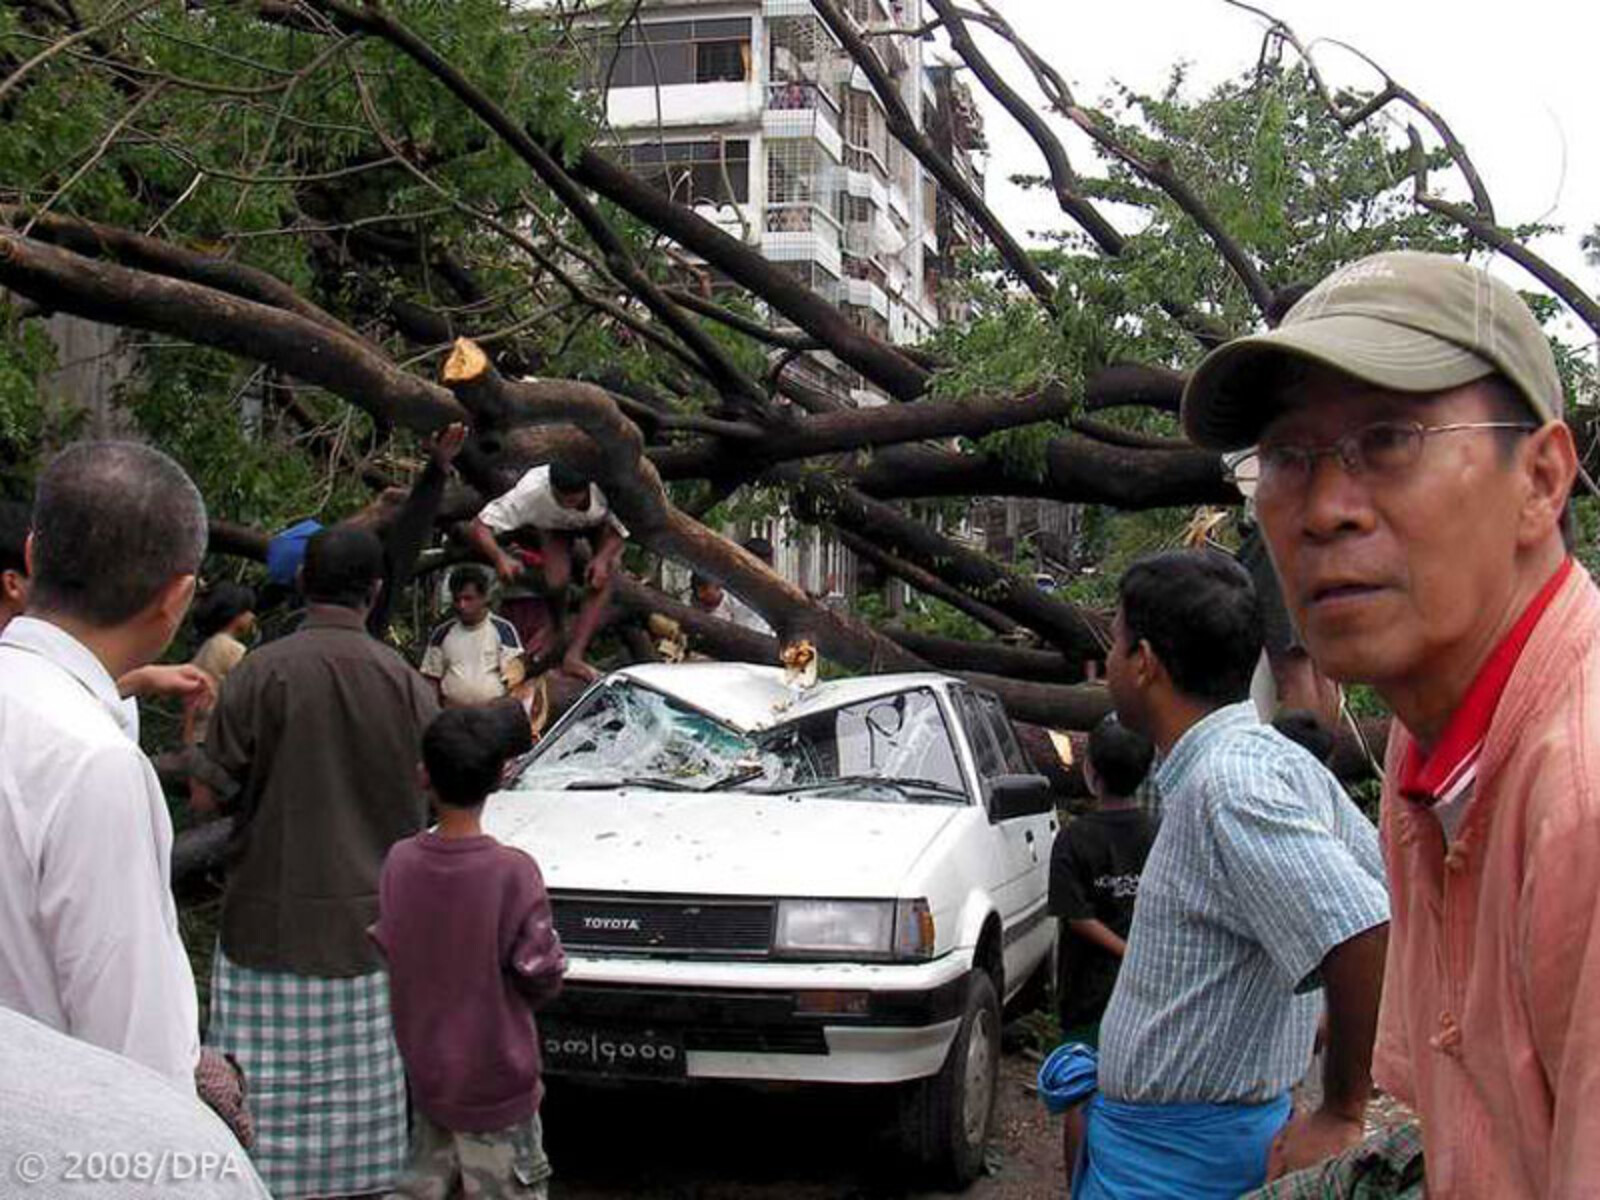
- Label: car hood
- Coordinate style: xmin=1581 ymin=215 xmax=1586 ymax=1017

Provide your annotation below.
xmin=481 ymin=786 xmax=963 ymax=897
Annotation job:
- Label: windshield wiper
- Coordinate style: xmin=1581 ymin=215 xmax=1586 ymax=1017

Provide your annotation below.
xmin=703 ymin=765 xmax=768 ymax=791
xmin=786 ymin=775 xmax=967 ymax=801
xmin=564 ymin=776 xmax=703 ymax=792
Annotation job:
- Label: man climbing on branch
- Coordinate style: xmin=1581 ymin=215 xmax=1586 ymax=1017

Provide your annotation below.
xmin=464 ymin=461 xmax=627 ymax=682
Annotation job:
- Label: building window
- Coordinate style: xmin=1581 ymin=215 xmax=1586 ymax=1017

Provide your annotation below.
xmin=618 ymin=139 xmax=750 ymax=205
xmin=585 ymin=18 xmax=752 ymax=89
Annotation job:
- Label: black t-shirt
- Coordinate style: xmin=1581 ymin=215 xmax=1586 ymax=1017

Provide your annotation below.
xmin=1048 ymin=806 xmax=1157 ymax=1029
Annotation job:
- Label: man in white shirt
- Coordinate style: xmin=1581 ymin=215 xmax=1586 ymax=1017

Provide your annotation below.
xmin=725 ymin=536 xmax=777 ymax=636
xmin=464 ymin=461 xmax=627 ymax=681
xmin=420 ymin=567 xmax=525 ymax=706
xmin=0 ymin=441 xmax=208 ymax=1089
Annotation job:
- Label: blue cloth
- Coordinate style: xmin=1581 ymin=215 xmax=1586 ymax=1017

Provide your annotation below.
xmin=1074 ymin=1089 xmax=1292 ymax=1200
xmin=265 ymin=519 xmax=323 ymax=587
xmin=1038 ymin=1042 xmax=1099 ymax=1114
xmin=1099 ymin=702 xmax=1389 ymax=1104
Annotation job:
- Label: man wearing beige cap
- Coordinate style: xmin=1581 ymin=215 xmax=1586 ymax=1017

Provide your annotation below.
xmin=1184 ymin=250 xmax=1592 ymax=1197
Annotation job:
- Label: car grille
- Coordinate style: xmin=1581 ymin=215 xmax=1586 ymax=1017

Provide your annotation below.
xmin=552 ymin=893 xmax=774 ymax=957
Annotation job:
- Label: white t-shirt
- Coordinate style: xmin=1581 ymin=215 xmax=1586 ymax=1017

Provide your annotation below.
xmin=419 ymin=614 xmax=524 ymax=706
xmin=0 ymin=618 xmax=200 ymax=1089
xmin=477 ymin=465 xmax=628 ymax=537
xmin=726 ymin=593 xmax=774 ymax=637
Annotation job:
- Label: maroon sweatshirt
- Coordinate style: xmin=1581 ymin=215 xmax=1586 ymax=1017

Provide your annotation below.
xmin=373 ymin=832 xmax=566 ymax=1132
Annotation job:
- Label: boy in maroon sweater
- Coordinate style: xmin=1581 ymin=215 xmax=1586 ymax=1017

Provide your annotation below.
xmin=373 ymin=701 xmax=566 ymax=1199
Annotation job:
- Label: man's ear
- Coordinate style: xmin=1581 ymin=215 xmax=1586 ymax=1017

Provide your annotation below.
xmin=0 ymin=568 xmax=25 ymax=607
xmin=1132 ymin=638 xmax=1161 ymax=690
xmin=1519 ymin=422 xmax=1579 ymax=547
xmin=157 ymin=573 xmax=198 ymax=627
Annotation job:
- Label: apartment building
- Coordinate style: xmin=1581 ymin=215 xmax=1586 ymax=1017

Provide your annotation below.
xmin=582 ymin=0 xmax=986 ymax=598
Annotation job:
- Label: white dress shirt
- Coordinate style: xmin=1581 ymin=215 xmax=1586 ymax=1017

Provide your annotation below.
xmin=0 ymin=617 xmax=199 ymax=1088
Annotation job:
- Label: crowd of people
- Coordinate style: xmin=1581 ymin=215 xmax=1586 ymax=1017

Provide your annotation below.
xmin=0 ymin=247 xmax=1597 ymax=1200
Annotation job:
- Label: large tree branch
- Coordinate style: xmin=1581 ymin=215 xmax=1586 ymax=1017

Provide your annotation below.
xmin=564 ymin=149 xmax=931 ymax=401
xmin=783 ymin=467 xmax=1110 ymax=660
xmin=0 ymin=230 xmax=464 ymax=429
xmin=649 ymin=382 xmax=1077 ymax=475
xmin=924 ymin=0 xmax=1124 ymax=257
xmin=834 ymin=527 xmax=1020 ymax=639
xmin=844 ymin=437 xmax=1235 ymax=510
xmin=811 ymin=0 xmax=1058 ymax=308
xmin=314 ymin=0 xmax=772 ymax=414
xmin=2 ymin=206 xmax=374 ymax=348
xmin=438 ymin=339 xmax=935 ymax=677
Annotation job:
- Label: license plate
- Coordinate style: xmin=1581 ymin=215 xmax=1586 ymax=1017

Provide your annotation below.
xmin=540 ymin=1023 xmax=687 ymax=1079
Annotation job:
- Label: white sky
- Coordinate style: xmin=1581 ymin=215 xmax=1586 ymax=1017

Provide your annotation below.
xmin=962 ymin=0 xmax=1599 ymax=353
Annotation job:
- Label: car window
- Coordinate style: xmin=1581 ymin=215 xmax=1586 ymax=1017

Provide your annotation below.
xmin=978 ymin=692 xmax=1031 ymax=775
xmin=743 ymin=687 xmax=965 ymax=801
xmin=514 ymin=680 xmax=751 ymax=791
xmin=954 ymin=688 xmax=1006 ymax=781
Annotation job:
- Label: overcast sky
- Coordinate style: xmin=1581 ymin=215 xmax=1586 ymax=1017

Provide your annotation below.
xmin=962 ymin=0 xmax=1599 ymax=352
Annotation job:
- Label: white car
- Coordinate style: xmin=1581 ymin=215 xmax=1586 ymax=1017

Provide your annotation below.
xmin=482 ymin=662 xmax=1058 ymax=1187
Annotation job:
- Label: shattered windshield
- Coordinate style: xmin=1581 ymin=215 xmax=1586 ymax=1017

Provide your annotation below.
xmin=733 ymin=687 xmax=967 ymax=803
xmin=513 ymin=680 xmax=754 ymax=792
xmin=514 ymin=680 xmax=967 ymax=803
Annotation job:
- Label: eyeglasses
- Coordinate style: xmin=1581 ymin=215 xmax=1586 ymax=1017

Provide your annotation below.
xmin=1228 ymin=420 xmax=1537 ymax=499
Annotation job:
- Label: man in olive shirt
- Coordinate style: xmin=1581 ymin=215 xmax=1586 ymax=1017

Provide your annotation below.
xmin=193 ymin=527 xmax=438 ymax=1198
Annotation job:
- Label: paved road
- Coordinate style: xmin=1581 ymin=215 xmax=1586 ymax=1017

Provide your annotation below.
xmin=544 ymin=1047 xmax=1061 ymax=1199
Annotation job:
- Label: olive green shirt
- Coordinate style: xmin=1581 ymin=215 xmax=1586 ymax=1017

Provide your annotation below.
xmin=197 ymin=607 xmax=438 ymax=976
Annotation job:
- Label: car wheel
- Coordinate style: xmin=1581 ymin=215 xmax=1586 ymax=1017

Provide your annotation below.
xmin=898 ymin=969 xmax=1001 ymax=1190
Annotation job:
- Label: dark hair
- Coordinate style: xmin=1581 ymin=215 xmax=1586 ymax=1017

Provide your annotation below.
xmin=548 ymin=461 xmax=591 ymax=496
xmin=448 ymin=566 xmax=488 ymax=597
xmin=742 ymin=536 xmax=775 ymax=565
xmin=301 ymin=526 xmax=383 ymax=609
xmin=1118 ymin=549 xmax=1262 ymax=704
xmin=30 ymin=441 xmax=207 ymax=626
xmin=422 ymin=700 xmax=535 ymax=809
xmin=1087 ymin=715 xmax=1155 ymax=798
xmin=192 ymin=581 xmax=256 ymax=640
xmin=1272 ymin=710 xmax=1337 ymax=762
xmin=0 ymin=500 xmax=28 ymax=575
xmin=690 ymin=572 xmax=715 ymax=591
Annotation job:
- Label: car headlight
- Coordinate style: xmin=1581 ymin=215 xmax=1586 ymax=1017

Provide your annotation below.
xmin=773 ymin=899 xmax=934 ymax=961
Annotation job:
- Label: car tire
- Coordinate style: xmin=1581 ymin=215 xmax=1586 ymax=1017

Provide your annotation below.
xmin=898 ymin=969 xmax=1001 ymax=1190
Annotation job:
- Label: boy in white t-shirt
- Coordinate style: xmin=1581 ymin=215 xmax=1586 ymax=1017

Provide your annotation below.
xmin=420 ymin=569 xmax=525 ymax=707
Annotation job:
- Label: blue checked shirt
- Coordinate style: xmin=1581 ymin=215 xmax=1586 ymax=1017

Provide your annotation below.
xmin=1098 ymin=703 xmax=1389 ymax=1105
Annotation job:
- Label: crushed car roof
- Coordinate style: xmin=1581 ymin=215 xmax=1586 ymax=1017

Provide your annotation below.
xmin=612 ymin=662 xmax=963 ymax=732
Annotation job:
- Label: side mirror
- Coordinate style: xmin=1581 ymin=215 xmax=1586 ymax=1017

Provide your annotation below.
xmin=987 ymin=774 xmax=1055 ymax=822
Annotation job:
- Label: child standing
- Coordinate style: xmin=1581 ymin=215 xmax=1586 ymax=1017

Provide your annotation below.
xmin=1048 ymin=714 xmax=1157 ymax=1047
xmin=420 ymin=568 xmax=525 ymax=708
xmin=373 ymin=701 xmax=565 ymax=1199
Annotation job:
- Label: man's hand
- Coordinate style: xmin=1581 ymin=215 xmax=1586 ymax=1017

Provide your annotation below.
xmin=118 ymin=663 xmax=216 ymax=709
xmin=495 ymin=550 xmax=523 ymax=585
xmin=586 ymin=554 xmax=614 ymax=591
xmin=1266 ymin=1107 xmax=1364 ymax=1181
xmin=428 ymin=421 xmax=468 ymax=470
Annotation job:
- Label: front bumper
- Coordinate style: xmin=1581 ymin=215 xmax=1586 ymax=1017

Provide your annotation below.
xmin=542 ymin=955 xmax=971 ymax=1084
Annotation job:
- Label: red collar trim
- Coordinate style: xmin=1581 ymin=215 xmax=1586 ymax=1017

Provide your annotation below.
xmin=1399 ymin=559 xmax=1573 ymax=804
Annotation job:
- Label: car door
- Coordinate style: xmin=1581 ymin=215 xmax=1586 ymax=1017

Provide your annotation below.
xmin=976 ymin=691 xmax=1057 ymax=988
xmin=953 ymin=687 xmax=1046 ymax=1000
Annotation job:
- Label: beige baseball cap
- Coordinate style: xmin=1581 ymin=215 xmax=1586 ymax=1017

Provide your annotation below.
xmin=1182 ymin=251 xmax=1565 ymax=450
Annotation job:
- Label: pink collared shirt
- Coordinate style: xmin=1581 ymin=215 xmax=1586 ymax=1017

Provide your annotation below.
xmin=1374 ymin=564 xmax=1600 ymax=1197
